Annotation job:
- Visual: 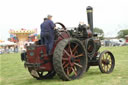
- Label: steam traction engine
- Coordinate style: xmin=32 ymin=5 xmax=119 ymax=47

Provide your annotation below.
xmin=21 ymin=6 xmax=115 ymax=81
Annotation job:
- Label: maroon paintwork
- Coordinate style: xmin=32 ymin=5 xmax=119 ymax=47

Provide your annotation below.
xmin=52 ymin=31 xmax=70 ymax=54
xmin=26 ymin=31 xmax=70 ymax=71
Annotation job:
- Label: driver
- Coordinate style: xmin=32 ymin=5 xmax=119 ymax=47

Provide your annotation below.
xmin=40 ymin=15 xmax=55 ymax=55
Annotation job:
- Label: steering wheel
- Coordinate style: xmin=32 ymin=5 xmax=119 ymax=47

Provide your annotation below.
xmin=55 ymin=22 xmax=66 ymax=30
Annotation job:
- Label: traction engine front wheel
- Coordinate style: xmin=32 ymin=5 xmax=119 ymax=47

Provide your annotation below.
xmin=53 ymin=38 xmax=88 ymax=81
xmin=99 ymin=50 xmax=115 ymax=73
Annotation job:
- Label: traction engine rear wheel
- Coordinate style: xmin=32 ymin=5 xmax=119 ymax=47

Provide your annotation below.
xmin=53 ymin=38 xmax=88 ymax=81
xmin=99 ymin=50 xmax=115 ymax=73
xmin=28 ymin=67 xmax=56 ymax=80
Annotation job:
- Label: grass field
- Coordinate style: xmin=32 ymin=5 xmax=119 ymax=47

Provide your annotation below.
xmin=0 ymin=46 xmax=128 ymax=85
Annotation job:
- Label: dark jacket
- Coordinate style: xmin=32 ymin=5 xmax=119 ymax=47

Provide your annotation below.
xmin=40 ymin=20 xmax=55 ymax=32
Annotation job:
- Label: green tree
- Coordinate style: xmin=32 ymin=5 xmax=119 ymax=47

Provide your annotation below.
xmin=117 ymin=29 xmax=128 ymax=38
xmin=93 ymin=27 xmax=104 ymax=40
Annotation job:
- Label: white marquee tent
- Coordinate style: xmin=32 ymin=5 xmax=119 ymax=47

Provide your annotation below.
xmin=0 ymin=41 xmax=16 ymax=46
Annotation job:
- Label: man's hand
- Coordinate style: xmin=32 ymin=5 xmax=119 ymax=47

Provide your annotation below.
xmin=54 ymin=27 xmax=57 ymax=29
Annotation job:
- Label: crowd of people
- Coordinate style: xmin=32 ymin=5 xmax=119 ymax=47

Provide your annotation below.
xmin=0 ymin=46 xmax=18 ymax=54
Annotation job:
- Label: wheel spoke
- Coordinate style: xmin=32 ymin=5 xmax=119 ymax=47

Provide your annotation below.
xmin=73 ymin=50 xmax=78 ymax=56
xmin=75 ymin=53 xmax=84 ymax=57
xmin=105 ymin=53 xmax=107 ymax=57
xmin=64 ymin=63 xmax=69 ymax=68
xmin=62 ymin=58 xmax=69 ymax=61
xmin=102 ymin=63 xmax=104 ymax=66
xmin=64 ymin=49 xmax=71 ymax=57
xmin=107 ymin=65 xmax=110 ymax=70
xmin=62 ymin=61 xmax=66 ymax=66
xmin=74 ymin=66 xmax=77 ymax=71
xmin=104 ymin=65 xmax=106 ymax=72
xmin=108 ymin=64 xmax=111 ymax=69
xmin=105 ymin=65 xmax=108 ymax=72
xmin=102 ymin=55 xmax=105 ymax=60
xmin=109 ymin=62 xmax=112 ymax=65
xmin=102 ymin=65 xmax=105 ymax=70
xmin=67 ymin=68 xmax=70 ymax=76
xmin=106 ymin=65 xmax=108 ymax=72
xmin=109 ymin=56 xmax=111 ymax=60
xmin=107 ymin=55 xmax=110 ymax=60
xmin=103 ymin=54 xmax=105 ymax=60
xmin=108 ymin=55 xmax=111 ymax=59
xmin=107 ymin=65 xmax=109 ymax=71
xmin=71 ymin=67 xmax=77 ymax=76
xmin=72 ymin=44 xmax=78 ymax=54
xmin=74 ymin=63 xmax=83 ymax=68
xmin=88 ymin=45 xmax=92 ymax=51
xmin=74 ymin=59 xmax=80 ymax=62
xmin=106 ymin=53 xmax=109 ymax=59
xmin=68 ymin=43 xmax=73 ymax=55
xmin=109 ymin=59 xmax=112 ymax=65
xmin=67 ymin=67 xmax=72 ymax=75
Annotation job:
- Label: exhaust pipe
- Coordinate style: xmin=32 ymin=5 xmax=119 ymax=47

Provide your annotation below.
xmin=86 ymin=6 xmax=93 ymax=34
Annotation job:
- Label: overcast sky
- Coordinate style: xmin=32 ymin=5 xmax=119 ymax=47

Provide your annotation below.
xmin=0 ymin=0 xmax=128 ymax=40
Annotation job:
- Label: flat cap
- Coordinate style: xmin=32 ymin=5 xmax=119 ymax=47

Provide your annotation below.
xmin=47 ymin=14 xmax=52 ymax=18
